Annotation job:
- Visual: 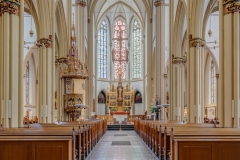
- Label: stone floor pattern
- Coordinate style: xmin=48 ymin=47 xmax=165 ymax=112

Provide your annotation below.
xmin=88 ymin=131 xmax=158 ymax=160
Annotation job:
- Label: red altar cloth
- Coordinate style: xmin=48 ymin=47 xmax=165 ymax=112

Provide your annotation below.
xmin=110 ymin=111 xmax=130 ymax=115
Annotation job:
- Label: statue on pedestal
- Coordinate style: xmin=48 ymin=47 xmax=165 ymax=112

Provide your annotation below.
xmin=117 ymin=82 xmax=123 ymax=101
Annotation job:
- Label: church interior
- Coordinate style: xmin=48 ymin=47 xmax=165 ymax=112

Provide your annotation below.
xmin=1 ymin=0 xmax=240 ymax=159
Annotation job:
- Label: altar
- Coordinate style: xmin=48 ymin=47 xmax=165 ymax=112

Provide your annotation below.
xmin=106 ymin=72 xmax=134 ymax=115
xmin=113 ymin=115 xmax=127 ymax=123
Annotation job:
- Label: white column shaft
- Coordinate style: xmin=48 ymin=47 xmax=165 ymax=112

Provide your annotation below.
xmin=3 ymin=13 xmax=10 ymax=127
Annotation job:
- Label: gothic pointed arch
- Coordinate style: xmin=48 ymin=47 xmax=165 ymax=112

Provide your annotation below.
xmin=98 ymin=91 xmax=106 ymax=103
xmin=134 ymin=91 xmax=142 ymax=103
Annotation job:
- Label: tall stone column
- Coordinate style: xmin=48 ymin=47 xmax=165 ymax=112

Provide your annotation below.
xmin=218 ymin=0 xmax=240 ymax=127
xmin=37 ymin=39 xmax=54 ymax=123
xmin=216 ymin=73 xmax=219 ymax=120
xmin=187 ymin=37 xmax=205 ymax=123
xmin=76 ymin=0 xmax=87 ymax=106
xmin=154 ymin=0 xmax=166 ymax=106
xmin=56 ymin=63 xmax=60 ymax=122
xmin=170 ymin=56 xmax=186 ymax=121
xmin=36 ymin=0 xmax=55 ymax=123
xmin=0 ymin=0 xmax=24 ymax=128
xmin=171 ymin=63 xmax=180 ymax=121
xmin=52 ymin=0 xmax=55 ymax=123
xmin=76 ymin=0 xmax=86 ymax=63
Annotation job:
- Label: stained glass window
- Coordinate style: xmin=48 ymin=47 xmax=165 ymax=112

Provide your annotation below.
xmin=211 ymin=61 xmax=215 ymax=104
xmin=26 ymin=61 xmax=29 ymax=104
xmin=112 ymin=19 xmax=128 ymax=79
xmin=132 ymin=19 xmax=142 ymax=78
xmin=98 ymin=20 xmax=107 ymax=78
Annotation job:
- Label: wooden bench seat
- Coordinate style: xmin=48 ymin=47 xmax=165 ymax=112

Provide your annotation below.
xmin=134 ymin=120 xmax=240 ymax=160
xmin=0 ymin=120 xmax=107 ymax=160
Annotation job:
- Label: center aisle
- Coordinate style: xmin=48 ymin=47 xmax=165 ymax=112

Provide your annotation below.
xmin=88 ymin=131 xmax=158 ymax=160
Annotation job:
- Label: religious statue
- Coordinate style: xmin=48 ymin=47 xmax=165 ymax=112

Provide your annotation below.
xmin=117 ymin=82 xmax=123 ymax=100
xmin=155 ymin=95 xmax=159 ymax=106
xmin=118 ymin=86 xmax=123 ymax=98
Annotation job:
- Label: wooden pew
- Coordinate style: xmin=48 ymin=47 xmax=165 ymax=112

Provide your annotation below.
xmin=0 ymin=128 xmax=74 ymax=160
xmin=134 ymin=120 xmax=223 ymax=160
xmin=29 ymin=120 xmax=107 ymax=159
xmin=168 ymin=127 xmax=240 ymax=160
xmin=155 ymin=125 xmax=240 ymax=160
xmin=0 ymin=120 xmax=107 ymax=160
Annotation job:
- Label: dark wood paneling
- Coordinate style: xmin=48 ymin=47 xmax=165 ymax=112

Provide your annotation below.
xmin=32 ymin=141 xmax=68 ymax=160
xmin=216 ymin=142 xmax=240 ymax=160
xmin=0 ymin=141 xmax=30 ymax=160
xmin=179 ymin=141 xmax=215 ymax=160
xmin=0 ymin=141 xmax=69 ymax=160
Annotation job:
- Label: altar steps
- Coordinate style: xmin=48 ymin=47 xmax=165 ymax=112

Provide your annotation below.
xmin=107 ymin=124 xmax=134 ymax=130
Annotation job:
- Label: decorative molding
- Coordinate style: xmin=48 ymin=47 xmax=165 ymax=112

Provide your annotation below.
xmin=154 ymin=0 xmax=165 ymax=7
xmin=0 ymin=0 xmax=20 ymax=16
xmin=223 ymin=0 xmax=240 ymax=14
xmin=172 ymin=54 xmax=187 ymax=65
xmin=56 ymin=57 xmax=67 ymax=64
xmin=216 ymin=74 xmax=219 ymax=79
xmin=189 ymin=37 xmax=206 ymax=48
xmin=36 ymin=36 xmax=52 ymax=48
xmin=164 ymin=74 xmax=168 ymax=79
xmin=57 ymin=27 xmax=89 ymax=79
xmin=76 ymin=0 xmax=86 ymax=7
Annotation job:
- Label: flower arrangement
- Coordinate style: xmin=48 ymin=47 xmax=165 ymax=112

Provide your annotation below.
xmin=149 ymin=105 xmax=156 ymax=113
xmin=111 ymin=107 xmax=116 ymax=112
xmin=124 ymin=107 xmax=129 ymax=112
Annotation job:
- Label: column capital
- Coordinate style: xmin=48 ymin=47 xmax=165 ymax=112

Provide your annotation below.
xmin=223 ymin=0 xmax=240 ymax=14
xmin=189 ymin=36 xmax=206 ymax=48
xmin=36 ymin=36 xmax=52 ymax=48
xmin=76 ymin=0 xmax=86 ymax=7
xmin=154 ymin=0 xmax=165 ymax=7
xmin=0 ymin=0 xmax=20 ymax=16
xmin=172 ymin=54 xmax=187 ymax=65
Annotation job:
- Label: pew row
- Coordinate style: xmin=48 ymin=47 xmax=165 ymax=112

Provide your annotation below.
xmin=134 ymin=120 xmax=240 ymax=160
xmin=0 ymin=120 xmax=107 ymax=160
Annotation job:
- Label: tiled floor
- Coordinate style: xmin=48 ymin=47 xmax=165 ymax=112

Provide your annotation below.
xmin=88 ymin=131 xmax=158 ymax=160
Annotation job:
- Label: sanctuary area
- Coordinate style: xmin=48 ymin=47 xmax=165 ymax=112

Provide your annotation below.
xmin=1 ymin=0 xmax=240 ymax=160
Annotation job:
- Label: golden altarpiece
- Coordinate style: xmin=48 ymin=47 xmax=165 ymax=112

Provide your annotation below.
xmin=106 ymin=73 xmax=134 ymax=115
xmin=56 ymin=25 xmax=88 ymax=121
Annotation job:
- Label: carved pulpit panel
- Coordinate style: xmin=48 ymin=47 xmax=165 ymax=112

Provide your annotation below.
xmin=65 ymin=78 xmax=73 ymax=94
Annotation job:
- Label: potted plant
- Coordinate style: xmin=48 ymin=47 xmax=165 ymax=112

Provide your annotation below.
xmin=149 ymin=106 xmax=156 ymax=115
xmin=124 ymin=107 xmax=129 ymax=112
xmin=111 ymin=107 xmax=116 ymax=112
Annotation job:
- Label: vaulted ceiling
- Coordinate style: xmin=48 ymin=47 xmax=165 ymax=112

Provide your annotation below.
xmin=89 ymin=0 xmax=151 ymax=29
